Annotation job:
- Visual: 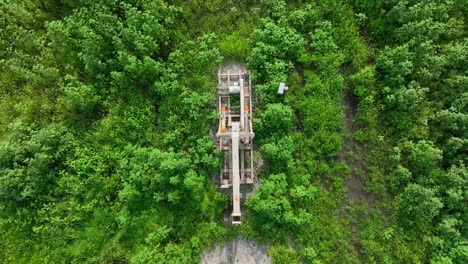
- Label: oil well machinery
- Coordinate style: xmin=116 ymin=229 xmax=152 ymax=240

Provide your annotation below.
xmin=216 ymin=65 xmax=255 ymax=225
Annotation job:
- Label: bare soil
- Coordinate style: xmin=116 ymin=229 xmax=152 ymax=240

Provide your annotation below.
xmin=340 ymin=89 xmax=374 ymax=207
xmin=340 ymin=89 xmax=374 ymax=253
xmin=201 ymin=238 xmax=271 ymax=264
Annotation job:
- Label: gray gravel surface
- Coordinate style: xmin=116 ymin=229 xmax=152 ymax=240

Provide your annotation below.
xmin=201 ymin=238 xmax=270 ymax=264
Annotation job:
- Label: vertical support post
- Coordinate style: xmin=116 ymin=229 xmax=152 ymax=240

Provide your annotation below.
xmin=240 ymin=74 xmax=245 ymax=131
xmin=240 ymin=143 xmax=245 ymax=182
xmin=231 ymin=123 xmax=241 ymax=224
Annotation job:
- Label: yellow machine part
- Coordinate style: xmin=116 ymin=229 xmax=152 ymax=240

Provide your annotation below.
xmin=221 ymin=121 xmax=226 ymax=132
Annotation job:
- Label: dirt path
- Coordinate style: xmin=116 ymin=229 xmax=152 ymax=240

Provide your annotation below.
xmin=201 ymin=238 xmax=271 ymax=264
xmin=340 ymin=89 xmax=374 ymax=252
xmin=340 ymin=89 xmax=373 ymax=207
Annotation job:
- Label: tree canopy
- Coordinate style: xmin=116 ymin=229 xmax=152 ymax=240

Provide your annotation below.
xmin=0 ymin=0 xmax=466 ymax=263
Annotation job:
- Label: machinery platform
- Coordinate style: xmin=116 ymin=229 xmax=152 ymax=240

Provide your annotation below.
xmin=216 ymin=63 xmax=255 ymax=225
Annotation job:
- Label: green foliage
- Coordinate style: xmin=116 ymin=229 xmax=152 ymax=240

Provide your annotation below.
xmin=254 ymin=103 xmax=293 ymax=141
xmin=218 ymin=21 xmax=251 ymax=59
xmin=398 ymin=183 xmax=443 ymax=232
xmin=1 ymin=0 xmax=466 ymax=263
xmin=247 ymin=18 xmax=305 ymax=104
xmin=248 ymin=173 xmax=313 ymax=239
xmin=248 ymin=20 xmax=305 ymax=82
xmin=390 ymin=165 xmax=412 ymax=192
xmin=260 ymin=136 xmax=294 ymax=174
xmin=0 ymin=122 xmax=72 ymax=207
xmin=408 ymin=140 xmax=443 ymax=175
xmin=353 ymin=1 xmax=467 ymax=262
xmin=0 ymin=1 xmax=228 ymax=262
xmin=270 ymin=245 xmax=300 ymax=264
xmin=246 ymin=1 xmax=371 ymax=262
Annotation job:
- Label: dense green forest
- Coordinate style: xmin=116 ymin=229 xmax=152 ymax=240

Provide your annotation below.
xmin=0 ymin=0 xmax=466 ymax=263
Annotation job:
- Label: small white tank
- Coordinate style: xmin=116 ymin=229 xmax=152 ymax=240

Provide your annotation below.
xmin=229 ymin=82 xmax=240 ymax=94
